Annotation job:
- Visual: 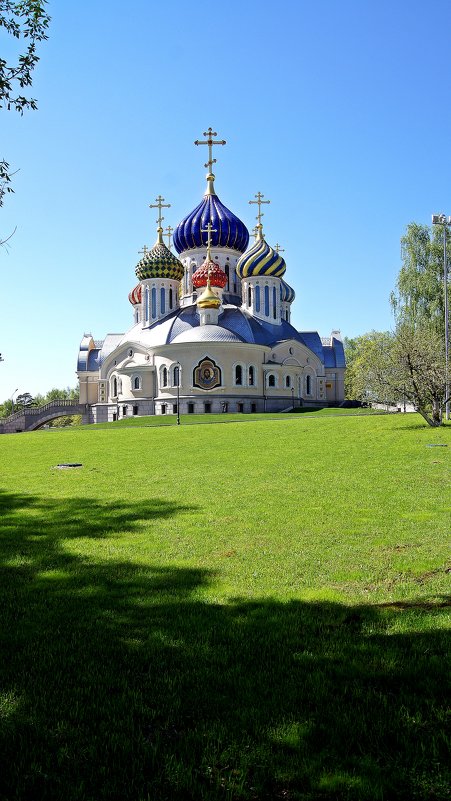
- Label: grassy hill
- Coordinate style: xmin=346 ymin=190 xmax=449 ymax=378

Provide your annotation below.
xmin=0 ymin=413 xmax=449 ymax=800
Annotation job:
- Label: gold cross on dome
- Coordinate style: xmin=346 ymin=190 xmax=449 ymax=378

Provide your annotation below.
xmin=165 ymin=225 xmax=174 ymax=250
xmin=149 ymin=195 xmax=171 ymax=230
xmin=201 ymin=220 xmax=217 ymax=261
xmin=274 ymin=242 xmax=285 ymax=253
xmin=194 ymin=127 xmax=226 ymax=172
xmin=138 ymin=245 xmax=148 ymax=257
xmin=249 ymin=192 xmax=270 ymax=227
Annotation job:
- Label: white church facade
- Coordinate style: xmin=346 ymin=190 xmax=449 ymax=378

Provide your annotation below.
xmin=77 ymin=130 xmax=345 ymax=422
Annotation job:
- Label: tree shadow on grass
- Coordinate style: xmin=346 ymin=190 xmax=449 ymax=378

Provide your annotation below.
xmin=0 ymin=489 xmax=449 ymax=801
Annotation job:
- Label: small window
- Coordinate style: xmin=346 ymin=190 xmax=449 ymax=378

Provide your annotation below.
xmin=268 ymin=374 xmax=276 ymax=388
xmin=162 ymin=366 xmax=168 ymax=387
xmin=273 ymin=286 xmax=277 ymax=318
xmin=204 ymin=402 xmax=212 ymax=414
xmin=238 ymin=403 xmax=244 ymax=413
xmin=151 ymin=287 xmax=157 ymax=319
xmin=173 ymin=365 xmax=180 ymax=387
xmin=122 ymin=406 xmax=127 ymax=416
xmin=306 ymin=375 xmax=312 ymax=395
xmin=285 ymin=376 xmax=291 ymax=388
xmin=112 ymin=413 xmax=117 ymax=422
xmin=133 ymin=376 xmax=141 ymax=390
xmin=264 ymin=285 xmax=270 ymax=317
xmin=133 ymin=405 xmax=138 ymax=416
xmin=247 ymin=285 xmax=252 ymax=307
xmin=235 ymin=364 xmax=243 ymax=386
xmin=161 ymin=403 xmax=167 ymax=415
xmin=160 ymin=287 xmax=165 ymax=315
xmin=169 ymin=288 xmax=173 ymax=309
xmin=255 ymin=285 xmax=260 ymax=313
xmin=222 ymin=402 xmax=228 ymax=413
xmin=248 ymin=365 xmax=255 ymax=386
xmin=173 ymin=403 xmax=178 ymax=414
xmin=251 ymin=403 xmax=257 ymax=413
xmin=188 ymin=403 xmax=194 ymax=414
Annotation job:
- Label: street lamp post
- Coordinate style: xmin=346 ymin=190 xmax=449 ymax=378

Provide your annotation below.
xmin=432 ymin=213 xmax=450 ymax=421
xmin=10 ymin=388 xmax=18 ymax=414
xmin=175 ymin=363 xmax=181 ymax=425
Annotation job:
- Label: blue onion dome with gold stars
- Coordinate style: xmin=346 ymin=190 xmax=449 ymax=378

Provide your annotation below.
xmin=173 ymin=173 xmax=249 ymax=254
xmin=236 ymin=225 xmax=286 ymax=279
xmin=280 ymin=278 xmax=295 ymax=303
xmin=135 ymin=229 xmax=184 ymax=281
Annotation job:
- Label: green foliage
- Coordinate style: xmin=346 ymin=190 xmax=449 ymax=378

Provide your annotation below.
xmin=344 ymin=331 xmax=398 ymax=404
xmin=0 ymin=0 xmax=50 ymax=209
xmin=391 ymin=221 xmax=448 ymax=335
xmin=0 ymin=415 xmax=449 ymax=800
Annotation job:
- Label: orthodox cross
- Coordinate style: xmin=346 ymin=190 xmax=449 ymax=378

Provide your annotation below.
xmin=194 ymin=128 xmax=226 ymax=172
xmin=138 ymin=245 xmax=148 ymax=257
xmin=149 ymin=195 xmax=171 ymax=230
xmin=165 ymin=225 xmax=174 ymax=250
xmin=249 ymin=192 xmax=270 ymax=227
xmin=274 ymin=243 xmax=285 ymax=253
xmin=201 ymin=220 xmax=217 ymax=261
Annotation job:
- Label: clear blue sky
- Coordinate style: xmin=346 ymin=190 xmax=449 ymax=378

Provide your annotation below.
xmin=2 ymin=0 xmax=451 ymax=398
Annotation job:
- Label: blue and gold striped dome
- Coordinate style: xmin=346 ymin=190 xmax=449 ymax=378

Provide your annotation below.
xmin=236 ymin=227 xmax=286 ymax=279
xmin=280 ymin=278 xmax=295 ymax=303
xmin=135 ymin=233 xmax=184 ymax=281
xmin=173 ymin=175 xmax=249 ymax=255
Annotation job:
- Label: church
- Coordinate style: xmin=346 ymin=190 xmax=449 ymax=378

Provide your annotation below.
xmin=77 ymin=129 xmax=345 ymax=422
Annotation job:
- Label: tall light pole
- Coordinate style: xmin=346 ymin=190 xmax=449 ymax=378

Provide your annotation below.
xmin=432 ymin=214 xmax=450 ymax=420
xmin=10 ymin=388 xmax=18 ymax=414
xmin=175 ymin=363 xmax=181 ymax=425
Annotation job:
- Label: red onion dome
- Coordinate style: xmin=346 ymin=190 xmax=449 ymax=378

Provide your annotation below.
xmin=128 ymin=284 xmax=142 ymax=305
xmin=192 ymin=260 xmax=227 ymax=289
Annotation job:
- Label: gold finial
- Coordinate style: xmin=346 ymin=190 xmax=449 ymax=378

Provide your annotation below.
xmin=138 ymin=245 xmax=148 ymax=257
xmin=165 ymin=225 xmax=174 ymax=250
xmin=201 ymin=220 xmax=217 ymax=262
xmin=197 ymin=269 xmax=221 ymax=309
xmin=149 ymin=195 xmax=171 ymax=244
xmin=249 ymin=192 xmax=270 ymax=235
xmin=274 ymin=243 xmax=285 ymax=253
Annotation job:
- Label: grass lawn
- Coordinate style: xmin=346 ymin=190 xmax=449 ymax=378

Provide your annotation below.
xmin=0 ymin=413 xmax=450 ymax=800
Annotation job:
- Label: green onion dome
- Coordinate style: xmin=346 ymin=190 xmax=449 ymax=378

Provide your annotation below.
xmin=135 ymin=230 xmax=184 ymax=281
xmin=236 ymin=225 xmax=286 ymax=279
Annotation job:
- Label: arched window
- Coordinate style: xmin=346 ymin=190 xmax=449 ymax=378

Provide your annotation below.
xmin=151 ymin=287 xmax=157 ymax=319
xmin=169 ymin=287 xmax=173 ymax=309
xmin=247 ymin=285 xmax=252 ymax=307
xmin=133 ymin=376 xmax=141 ymax=390
xmin=285 ymin=310 xmax=289 ymax=321
xmin=145 ymin=287 xmax=149 ymax=322
xmin=264 ymin=285 xmax=270 ymax=317
xmin=306 ymin=375 xmax=311 ymax=395
xmin=235 ymin=364 xmax=243 ymax=386
xmin=285 ymin=375 xmax=291 ymax=388
xmin=248 ymin=365 xmax=255 ymax=386
xmin=162 ymin=366 xmax=168 ymax=387
xmin=273 ymin=286 xmax=277 ymax=319
xmin=160 ymin=287 xmax=165 ymax=315
xmin=225 ymin=264 xmax=230 ymax=289
xmin=112 ymin=376 xmax=118 ymax=397
xmin=118 ymin=378 xmax=122 ymax=394
xmin=268 ymin=374 xmax=276 ymax=388
xmin=255 ymin=285 xmax=261 ymax=313
xmin=173 ymin=364 xmax=180 ymax=387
